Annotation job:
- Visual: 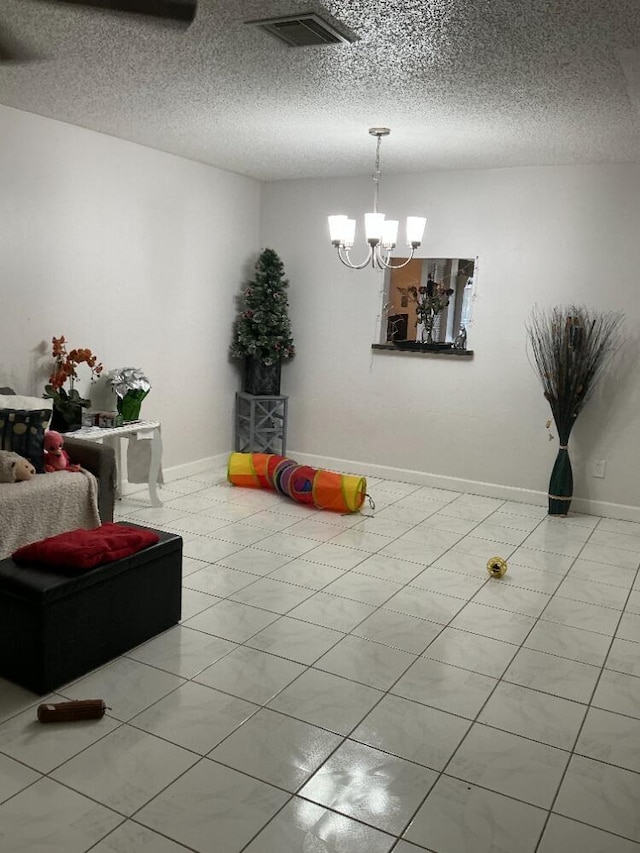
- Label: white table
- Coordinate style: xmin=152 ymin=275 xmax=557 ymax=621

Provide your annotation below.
xmin=73 ymin=420 xmax=163 ymax=507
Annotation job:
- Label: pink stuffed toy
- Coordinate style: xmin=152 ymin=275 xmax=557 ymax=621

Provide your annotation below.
xmin=44 ymin=430 xmax=80 ymax=473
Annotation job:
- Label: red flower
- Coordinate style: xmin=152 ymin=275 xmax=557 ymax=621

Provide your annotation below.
xmin=48 ymin=336 xmax=103 ymax=390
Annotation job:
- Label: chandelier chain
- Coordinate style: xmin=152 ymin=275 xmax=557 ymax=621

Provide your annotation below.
xmin=372 ymin=132 xmax=382 ymax=215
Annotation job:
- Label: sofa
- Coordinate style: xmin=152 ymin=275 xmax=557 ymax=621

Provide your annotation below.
xmin=59 ymin=436 xmax=116 ymax=523
xmin=0 ymin=388 xmax=117 ymax=558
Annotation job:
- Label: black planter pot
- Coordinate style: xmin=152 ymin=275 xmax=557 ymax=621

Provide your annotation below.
xmin=393 ymin=341 xmax=453 ymax=352
xmin=243 ymin=358 xmax=282 ymax=396
xmin=49 ymin=405 xmax=83 ymax=433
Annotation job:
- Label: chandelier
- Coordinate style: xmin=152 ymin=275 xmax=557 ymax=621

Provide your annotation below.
xmin=328 ymin=128 xmax=427 ymax=270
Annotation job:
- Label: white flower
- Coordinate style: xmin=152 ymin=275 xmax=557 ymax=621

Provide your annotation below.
xmin=107 ymin=367 xmax=151 ymax=398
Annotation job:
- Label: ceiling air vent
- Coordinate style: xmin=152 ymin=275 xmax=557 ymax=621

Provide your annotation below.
xmin=246 ymin=13 xmax=355 ymax=47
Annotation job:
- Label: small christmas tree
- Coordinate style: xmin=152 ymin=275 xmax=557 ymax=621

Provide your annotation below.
xmin=231 ymin=248 xmax=295 ymax=366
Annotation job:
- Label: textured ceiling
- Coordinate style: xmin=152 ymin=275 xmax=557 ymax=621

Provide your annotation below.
xmin=1 ymin=0 xmax=640 ymax=180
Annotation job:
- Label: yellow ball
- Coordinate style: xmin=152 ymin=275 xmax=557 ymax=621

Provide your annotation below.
xmin=487 ymin=556 xmax=508 ymax=578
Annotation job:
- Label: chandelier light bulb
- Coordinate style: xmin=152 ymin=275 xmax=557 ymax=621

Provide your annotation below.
xmin=364 ymin=212 xmax=385 ymax=245
xmin=343 ymin=219 xmax=356 ymax=248
xmin=406 ymin=216 xmax=427 ymax=247
xmin=327 ymin=128 xmax=426 ymax=270
xmin=381 ymin=219 xmax=399 ymax=249
xmin=328 ymin=215 xmax=348 ymax=245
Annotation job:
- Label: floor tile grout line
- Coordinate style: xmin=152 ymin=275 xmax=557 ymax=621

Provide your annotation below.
xmin=180 ymin=506 xmax=636 ymax=597
xmin=169 ymin=487 xmax=526 ymax=568
xmin=173 ymin=492 xmax=508 ymax=843
xmin=240 ymin=511 xmax=519 ymax=842
xmin=385 ymin=508 xmax=606 ymax=844
xmin=0 ymin=709 xmax=150 ymax=819
xmin=45 ymin=506 xmax=640 ymax=812
xmin=85 ymin=816 xmax=203 ymax=853
xmin=234 ymin=789 xmax=404 ymax=853
xmin=181 ymin=496 xmax=475 ymax=645
xmin=59 ymin=614 xmax=640 ymax=780
xmin=233 ymin=485 xmax=499 ymax=609
xmin=82 ymin=573 xmax=363 ymax=832
xmin=141 ymin=497 xmax=640 ymax=702
xmin=522 ymin=516 xmax=640 ymax=851
xmin=530 ymin=554 xmax=640 ymax=852
xmin=6 ymin=477 xmax=640 ymax=851
xmin=121 ymin=484 xmax=640 ymax=798
xmin=146 ymin=472 xmax=452 ymax=849
xmin=388 ymin=544 xmax=565 ymax=839
xmin=183 ymin=485 xmax=474 ymax=566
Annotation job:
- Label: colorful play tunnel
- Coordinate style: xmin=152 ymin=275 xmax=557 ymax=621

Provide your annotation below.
xmin=227 ymin=452 xmax=367 ymax=513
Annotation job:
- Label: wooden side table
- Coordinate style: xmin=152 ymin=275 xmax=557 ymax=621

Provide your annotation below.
xmin=73 ymin=420 xmax=163 ymax=507
xmin=235 ymin=393 xmax=288 ymax=456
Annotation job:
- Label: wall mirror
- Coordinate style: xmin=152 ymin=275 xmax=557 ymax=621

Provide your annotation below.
xmin=379 ymin=257 xmax=476 ymax=352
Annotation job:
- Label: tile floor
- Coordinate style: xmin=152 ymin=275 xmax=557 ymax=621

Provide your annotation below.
xmin=1 ymin=470 xmax=640 ymax=852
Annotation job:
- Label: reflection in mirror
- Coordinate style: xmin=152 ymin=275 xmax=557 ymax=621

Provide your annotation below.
xmin=381 ymin=257 xmax=476 ymax=350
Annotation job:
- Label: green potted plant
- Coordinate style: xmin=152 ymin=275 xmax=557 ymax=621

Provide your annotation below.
xmin=230 ymin=248 xmax=295 ymax=395
xmin=107 ymin=367 xmax=151 ymax=422
xmin=44 ymin=336 xmax=103 ymax=431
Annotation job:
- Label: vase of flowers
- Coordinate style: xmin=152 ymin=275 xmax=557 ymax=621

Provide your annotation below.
xmin=409 ymin=275 xmax=454 ymax=345
xmin=44 ymin=336 xmax=103 ymax=432
xmin=230 ymin=248 xmax=295 ymax=395
xmin=107 ymin=367 xmax=151 ymax=422
xmin=527 ymin=306 xmax=623 ymax=515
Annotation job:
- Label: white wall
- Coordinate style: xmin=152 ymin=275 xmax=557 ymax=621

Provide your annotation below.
xmin=3 ymin=109 xmax=638 ymax=516
xmin=0 ymin=105 xmax=261 ymax=470
xmin=262 ymin=165 xmax=640 ymax=517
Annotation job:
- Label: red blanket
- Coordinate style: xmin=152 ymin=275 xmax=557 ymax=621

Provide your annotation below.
xmin=12 ymin=523 xmax=160 ymax=570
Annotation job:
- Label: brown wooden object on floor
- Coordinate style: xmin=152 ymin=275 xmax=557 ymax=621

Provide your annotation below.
xmin=37 ymin=699 xmax=107 ymax=723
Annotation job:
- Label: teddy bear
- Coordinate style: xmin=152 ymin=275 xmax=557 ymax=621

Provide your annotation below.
xmin=43 ymin=430 xmax=81 ymax=473
xmin=0 ymin=450 xmax=36 ymax=483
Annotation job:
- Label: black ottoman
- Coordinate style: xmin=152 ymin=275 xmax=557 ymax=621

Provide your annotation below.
xmin=0 ymin=525 xmax=182 ymax=694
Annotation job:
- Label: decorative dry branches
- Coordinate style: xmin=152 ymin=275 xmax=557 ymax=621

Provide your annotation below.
xmin=526 ymin=305 xmax=623 ymax=514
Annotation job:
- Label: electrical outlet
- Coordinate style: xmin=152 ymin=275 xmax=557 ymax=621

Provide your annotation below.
xmin=592 ymin=459 xmax=606 ymax=479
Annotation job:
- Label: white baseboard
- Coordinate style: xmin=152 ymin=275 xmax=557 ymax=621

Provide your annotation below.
xmin=163 ymin=453 xmax=229 ymax=482
xmin=568 ymin=496 xmax=640 ymax=523
xmin=142 ymin=447 xmax=640 ymax=523
xmin=288 ymin=449 xmax=640 ymax=523
xmin=118 ymin=454 xmax=229 ymax=498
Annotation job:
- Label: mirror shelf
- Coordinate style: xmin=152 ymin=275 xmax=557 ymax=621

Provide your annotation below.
xmin=371 ymin=343 xmax=474 ymax=358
